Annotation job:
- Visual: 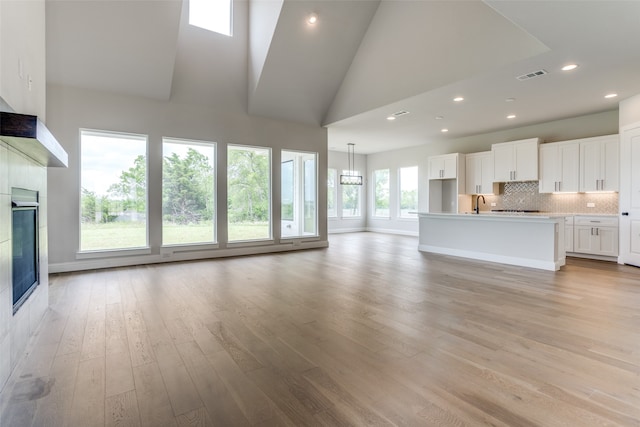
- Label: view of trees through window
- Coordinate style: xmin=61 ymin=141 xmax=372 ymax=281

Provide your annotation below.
xmin=341 ymin=169 xmax=361 ymax=217
xmin=227 ymin=145 xmax=271 ymax=241
xmin=399 ymin=166 xmax=418 ymax=217
xmin=373 ymin=169 xmax=390 ymax=217
xmin=327 ymin=168 xmax=337 ymax=218
xmin=80 ymin=130 xmax=148 ymax=251
xmin=162 ymin=139 xmax=215 ymax=245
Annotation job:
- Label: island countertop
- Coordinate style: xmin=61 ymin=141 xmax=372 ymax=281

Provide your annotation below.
xmin=417 ymin=212 xmax=566 ymax=271
xmin=417 ymin=212 xmax=568 ymax=220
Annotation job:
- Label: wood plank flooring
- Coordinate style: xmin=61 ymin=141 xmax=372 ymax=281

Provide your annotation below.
xmin=1 ymin=232 xmax=639 ymax=426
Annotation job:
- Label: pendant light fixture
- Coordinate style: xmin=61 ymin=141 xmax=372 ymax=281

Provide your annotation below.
xmin=340 ymin=143 xmax=363 ymax=185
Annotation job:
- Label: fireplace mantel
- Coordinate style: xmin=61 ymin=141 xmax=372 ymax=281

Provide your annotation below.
xmin=0 ymin=112 xmax=67 ymax=168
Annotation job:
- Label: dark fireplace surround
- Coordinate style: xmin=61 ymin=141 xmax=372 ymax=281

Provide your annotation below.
xmin=11 ymin=188 xmax=40 ymax=314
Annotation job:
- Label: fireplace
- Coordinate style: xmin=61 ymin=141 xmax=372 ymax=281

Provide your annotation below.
xmin=11 ymin=188 xmax=39 ymax=314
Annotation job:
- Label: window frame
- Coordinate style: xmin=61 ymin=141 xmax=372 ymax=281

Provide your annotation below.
xmin=78 ymin=128 xmax=150 ymax=257
xmin=189 ymin=0 xmax=233 ymax=37
xmin=161 ymin=137 xmax=217 ymax=250
xmin=327 ymin=168 xmax=338 ymax=219
xmin=398 ymin=165 xmax=419 ymax=219
xmin=227 ymin=144 xmax=273 ymax=243
xmin=281 ymin=150 xmax=318 ymax=239
xmin=372 ymin=168 xmax=390 ymax=219
xmin=340 ymin=169 xmax=362 ymax=219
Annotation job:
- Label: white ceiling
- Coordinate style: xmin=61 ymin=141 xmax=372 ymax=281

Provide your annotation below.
xmin=46 ymin=0 xmax=640 ymax=154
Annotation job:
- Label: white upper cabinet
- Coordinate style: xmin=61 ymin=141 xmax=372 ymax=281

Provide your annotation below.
xmin=492 ymin=138 xmax=540 ymax=182
xmin=465 ymin=151 xmax=497 ymax=194
xmin=579 ymin=135 xmax=619 ymax=192
xmin=539 ymin=141 xmax=579 ymax=193
xmin=428 ymin=153 xmax=460 ymax=179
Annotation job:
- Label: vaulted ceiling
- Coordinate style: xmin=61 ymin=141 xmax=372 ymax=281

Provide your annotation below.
xmin=46 ymin=0 xmax=640 ymax=153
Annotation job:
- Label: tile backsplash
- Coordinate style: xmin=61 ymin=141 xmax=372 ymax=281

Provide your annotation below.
xmin=481 ymin=181 xmax=618 ymax=214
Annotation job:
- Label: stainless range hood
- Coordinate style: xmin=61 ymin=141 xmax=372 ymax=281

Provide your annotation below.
xmin=0 ymin=111 xmax=68 ymax=168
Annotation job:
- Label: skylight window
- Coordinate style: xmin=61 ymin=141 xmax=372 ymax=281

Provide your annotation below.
xmin=189 ymin=0 xmax=232 ymax=36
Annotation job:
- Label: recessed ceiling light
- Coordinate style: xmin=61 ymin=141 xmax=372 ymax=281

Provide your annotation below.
xmin=386 ymin=116 xmax=396 ymax=121
xmin=441 ymin=128 xmax=449 ymax=133
xmin=505 ymin=98 xmax=516 ymax=102
xmin=507 ymin=114 xmax=516 ymax=119
xmin=307 ymin=13 xmax=318 ymax=24
xmin=561 ymin=64 xmax=579 ymax=71
xmin=435 ymin=116 xmax=444 ymax=120
xmin=453 ymin=97 xmax=464 ymax=102
xmin=604 ymin=93 xmax=618 ymax=99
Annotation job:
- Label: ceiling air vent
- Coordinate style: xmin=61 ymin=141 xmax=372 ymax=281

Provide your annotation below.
xmin=516 ymin=69 xmax=548 ymax=81
xmin=392 ymin=110 xmax=410 ymax=117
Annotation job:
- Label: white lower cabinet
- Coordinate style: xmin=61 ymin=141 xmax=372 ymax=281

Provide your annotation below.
xmin=564 ymin=216 xmax=574 ymax=252
xmin=573 ymin=216 xmax=618 ymax=257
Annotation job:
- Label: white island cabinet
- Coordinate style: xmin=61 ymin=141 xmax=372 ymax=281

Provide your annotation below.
xmin=418 ymin=213 xmax=566 ymax=271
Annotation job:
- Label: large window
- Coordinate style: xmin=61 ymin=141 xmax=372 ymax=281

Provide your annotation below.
xmin=189 ymin=0 xmax=232 ymax=36
xmin=80 ymin=130 xmax=148 ymax=251
xmin=327 ymin=168 xmax=337 ymax=218
xmin=228 ymin=145 xmax=271 ymax=241
xmin=341 ymin=170 xmax=361 ymax=218
xmin=373 ymin=169 xmax=390 ymax=218
xmin=281 ymin=151 xmax=317 ymax=238
xmin=162 ymin=138 xmax=215 ymax=245
xmin=399 ymin=166 xmax=418 ymax=218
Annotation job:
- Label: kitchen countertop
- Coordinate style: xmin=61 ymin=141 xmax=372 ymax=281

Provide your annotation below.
xmin=417 ymin=212 xmax=567 ymax=220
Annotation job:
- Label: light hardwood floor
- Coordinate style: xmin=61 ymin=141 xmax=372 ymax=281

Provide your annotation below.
xmin=1 ymin=232 xmax=639 ymax=426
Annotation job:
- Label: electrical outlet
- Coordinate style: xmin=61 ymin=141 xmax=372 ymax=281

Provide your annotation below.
xmin=491 ymin=202 xmax=497 ymax=207
xmin=587 ymin=202 xmax=595 ymax=208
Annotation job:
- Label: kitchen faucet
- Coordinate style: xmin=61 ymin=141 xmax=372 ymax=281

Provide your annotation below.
xmin=474 ymin=195 xmax=485 ymax=214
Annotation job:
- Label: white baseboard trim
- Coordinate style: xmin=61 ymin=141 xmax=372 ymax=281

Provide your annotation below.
xmin=566 ymin=252 xmax=618 ymax=262
xmin=328 ymin=227 xmax=366 ymax=234
xmin=418 ymin=244 xmax=564 ymax=271
xmin=365 ymin=227 xmax=419 ymax=237
xmin=49 ymin=240 xmax=329 ymax=273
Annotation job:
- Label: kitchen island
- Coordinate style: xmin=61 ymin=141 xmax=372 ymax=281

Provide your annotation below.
xmin=418 ymin=212 xmax=566 ymax=271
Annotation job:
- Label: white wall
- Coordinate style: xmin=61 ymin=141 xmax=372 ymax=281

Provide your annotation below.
xmin=363 ymin=110 xmax=619 ymax=235
xmin=620 ymin=94 xmax=640 ymax=128
xmin=327 ymin=150 xmax=367 ymax=233
xmin=46 ymin=84 xmax=328 ymax=272
xmin=0 ymin=0 xmax=46 ymax=118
